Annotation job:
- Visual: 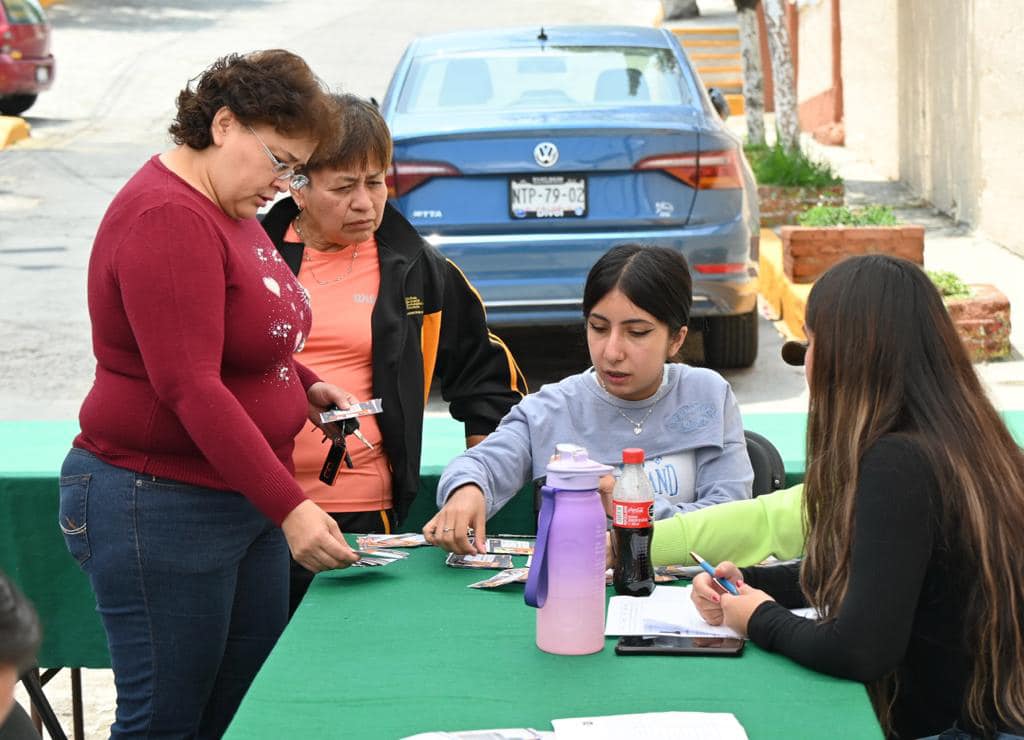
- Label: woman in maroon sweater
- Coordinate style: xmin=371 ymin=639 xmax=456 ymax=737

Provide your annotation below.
xmin=58 ymin=50 xmax=358 ymax=738
xmin=693 ymin=256 xmax=1024 ymax=739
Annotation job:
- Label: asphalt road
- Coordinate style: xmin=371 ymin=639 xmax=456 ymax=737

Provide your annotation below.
xmin=0 ymin=0 xmax=804 ymax=422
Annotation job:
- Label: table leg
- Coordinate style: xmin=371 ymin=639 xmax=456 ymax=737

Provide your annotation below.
xmin=19 ymin=666 xmax=68 ymax=740
xmin=71 ymin=668 xmax=84 ymax=740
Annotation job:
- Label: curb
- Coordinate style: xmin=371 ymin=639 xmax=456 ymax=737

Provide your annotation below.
xmin=758 ymin=228 xmax=810 ymax=341
xmin=0 ymin=116 xmax=30 ymax=149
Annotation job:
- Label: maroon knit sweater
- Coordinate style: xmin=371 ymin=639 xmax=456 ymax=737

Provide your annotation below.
xmin=75 ymin=156 xmax=318 ymax=525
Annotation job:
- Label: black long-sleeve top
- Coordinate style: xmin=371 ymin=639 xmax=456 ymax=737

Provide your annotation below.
xmin=742 ymin=436 xmax=981 ymax=740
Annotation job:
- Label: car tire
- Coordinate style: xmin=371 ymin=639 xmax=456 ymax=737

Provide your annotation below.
xmin=0 ymin=94 xmax=38 ymax=116
xmin=703 ymin=307 xmax=758 ymax=369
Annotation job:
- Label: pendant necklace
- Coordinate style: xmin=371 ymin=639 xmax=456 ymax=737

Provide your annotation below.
xmin=597 ymin=373 xmax=662 ymax=435
xmin=295 ymin=214 xmax=359 ymax=285
xmin=616 ymin=404 xmax=658 ymax=436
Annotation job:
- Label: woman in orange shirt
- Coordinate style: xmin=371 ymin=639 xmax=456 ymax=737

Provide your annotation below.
xmin=261 ymin=95 xmax=526 ymax=613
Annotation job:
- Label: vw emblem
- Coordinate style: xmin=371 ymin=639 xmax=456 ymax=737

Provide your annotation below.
xmin=533 ymin=142 xmax=559 ymax=168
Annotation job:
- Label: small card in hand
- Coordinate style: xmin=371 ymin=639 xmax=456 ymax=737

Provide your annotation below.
xmin=445 ymin=553 xmax=514 ymax=570
xmin=485 ymin=538 xmax=535 ymax=556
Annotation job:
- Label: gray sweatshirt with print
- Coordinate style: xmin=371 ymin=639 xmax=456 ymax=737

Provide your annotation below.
xmin=437 ymin=363 xmax=753 ymax=519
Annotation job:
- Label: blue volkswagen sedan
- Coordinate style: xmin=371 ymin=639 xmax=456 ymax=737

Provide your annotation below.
xmin=380 ymin=25 xmax=759 ymax=367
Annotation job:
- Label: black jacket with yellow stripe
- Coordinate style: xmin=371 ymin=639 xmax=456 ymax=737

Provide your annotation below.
xmin=262 ymin=197 xmax=526 ymax=524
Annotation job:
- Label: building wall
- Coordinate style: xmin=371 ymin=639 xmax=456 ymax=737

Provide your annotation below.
xmin=834 ymin=0 xmax=1023 ymax=254
xmin=972 ymin=0 xmax=1024 ymax=254
xmin=796 ymin=0 xmax=832 ymax=102
xmin=838 ymin=0 xmax=899 ymax=179
xmin=898 ymin=0 xmax=978 ymax=225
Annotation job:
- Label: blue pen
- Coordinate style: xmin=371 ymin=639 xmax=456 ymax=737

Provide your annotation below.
xmin=690 ymin=551 xmax=740 ymax=596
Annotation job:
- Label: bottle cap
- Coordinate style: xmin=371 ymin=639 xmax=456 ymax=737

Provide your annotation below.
xmin=622 ymin=448 xmax=645 ymax=464
xmin=545 ymin=443 xmax=613 ymax=490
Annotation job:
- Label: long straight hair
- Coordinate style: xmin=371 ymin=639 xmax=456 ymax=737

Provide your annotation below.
xmin=800 ymin=255 xmax=1024 ymax=734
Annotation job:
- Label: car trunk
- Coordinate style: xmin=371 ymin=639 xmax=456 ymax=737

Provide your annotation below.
xmin=389 ymin=108 xmax=704 ymax=235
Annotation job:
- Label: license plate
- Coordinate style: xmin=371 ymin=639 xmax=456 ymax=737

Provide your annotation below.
xmin=509 ymin=175 xmax=587 ymax=219
xmin=35 ymin=66 xmax=49 ymax=84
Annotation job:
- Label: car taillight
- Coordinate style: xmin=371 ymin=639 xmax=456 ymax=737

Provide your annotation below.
xmin=386 ymin=161 xmax=460 ymax=198
xmin=693 ymin=263 xmax=747 ymax=275
xmin=635 ymin=149 xmax=743 ymax=190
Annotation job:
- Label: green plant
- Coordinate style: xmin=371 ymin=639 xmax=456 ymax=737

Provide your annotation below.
xmin=744 ymin=142 xmax=841 ymax=188
xmin=796 ymin=205 xmax=900 ymax=227
xmin=927 ymin=270 xmax=973 ymax=300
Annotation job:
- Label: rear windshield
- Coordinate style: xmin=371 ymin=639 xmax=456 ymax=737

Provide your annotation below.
xmin=2 ymin=0 xmax=46 ymax=24
xmin=398 ymin=46 xmax=692 ymax=114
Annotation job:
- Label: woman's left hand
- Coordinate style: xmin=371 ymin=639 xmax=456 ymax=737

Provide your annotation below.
xmin=719 ymin=584 xmax=775 ymax=637
xmin=306 ymin=382 xmax=358 ymax=437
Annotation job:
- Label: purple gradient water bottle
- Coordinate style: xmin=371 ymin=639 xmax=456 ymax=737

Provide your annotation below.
xmin=525 ymin=443 xmax=612 ymax=655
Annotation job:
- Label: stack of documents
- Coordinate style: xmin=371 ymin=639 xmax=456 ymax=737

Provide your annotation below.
xmin=605 ymin=585 xmax=742 ymax=638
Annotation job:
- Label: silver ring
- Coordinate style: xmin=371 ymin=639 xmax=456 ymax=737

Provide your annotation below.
xmin=442 ymin=527 xmax=454 ymax=533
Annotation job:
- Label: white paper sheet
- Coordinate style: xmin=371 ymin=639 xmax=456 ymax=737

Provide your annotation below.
xmin=604 ymin=585 xmax=743 ymax=638
xmin=552 ymin=711 xmax=747 ymax=739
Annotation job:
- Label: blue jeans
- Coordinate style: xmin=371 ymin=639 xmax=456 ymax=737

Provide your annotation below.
xmin=59 ymin=448 xmax=288 ymax=739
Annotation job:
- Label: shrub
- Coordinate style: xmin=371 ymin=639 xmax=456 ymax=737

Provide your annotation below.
xmin=744 ymin=142 xmax=841 ymax=188
xmin=927 ymin=270 xmax=973 ymax=300
xmin=796 ymin=205 xmax=899 ymax=227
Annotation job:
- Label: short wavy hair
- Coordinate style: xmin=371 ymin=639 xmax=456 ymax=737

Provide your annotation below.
xmin=168 ymin=49 xmax=332 ymax=149
xmin=305 ymin=93 xmax=393 ymax=175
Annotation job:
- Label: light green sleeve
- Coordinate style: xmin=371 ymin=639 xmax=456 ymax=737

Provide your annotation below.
xmin=651 ymin=484 xmax=805 ymax=567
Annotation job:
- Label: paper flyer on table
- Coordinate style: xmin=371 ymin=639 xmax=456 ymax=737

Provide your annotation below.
xmin=605 ymin=585 xmax=743 ymax=638
xmin=551 ymin=711 xmax=747 ymax=740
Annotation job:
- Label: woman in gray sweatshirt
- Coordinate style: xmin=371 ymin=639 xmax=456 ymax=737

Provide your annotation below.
xmin=425 ymin=244 xmax=753 ymax=554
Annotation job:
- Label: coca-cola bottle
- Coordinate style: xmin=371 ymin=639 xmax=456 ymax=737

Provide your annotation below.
xmin=612 ymin=448 xmax=656 ymax=596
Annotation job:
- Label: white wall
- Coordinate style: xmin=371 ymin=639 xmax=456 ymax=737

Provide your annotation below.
xmin=839 ymin=0 xmax=899 ymax=179
xmin=796 ymin=0 xmax=833 ymax=102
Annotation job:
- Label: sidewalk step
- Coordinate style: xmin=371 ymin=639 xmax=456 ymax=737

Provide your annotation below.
xmin=677 ymin=37 xmax=740 ymax=48
xmin=672 ymin=26 xmax=739 ymax=36
xmin=725 ymin=93 xmax=745 ymax=115
xmin=690 ymin=51 xmax=741 ymax=60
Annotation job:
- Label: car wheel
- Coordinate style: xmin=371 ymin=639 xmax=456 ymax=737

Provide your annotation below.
xmin=703 ymin=307 xmax=758 ymax=369
xmin=0 ymin=94 xmax=38 ymax=116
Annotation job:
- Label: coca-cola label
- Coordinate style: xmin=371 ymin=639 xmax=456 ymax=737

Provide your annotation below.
xmin=612 ymin=499 xmax=653 ymax=528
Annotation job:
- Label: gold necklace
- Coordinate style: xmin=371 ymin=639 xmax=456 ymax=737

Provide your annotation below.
xmin=295 ymin=214 xmax=359 ymax=285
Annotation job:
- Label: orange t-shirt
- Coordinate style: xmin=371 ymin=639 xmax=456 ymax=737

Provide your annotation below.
xmin=289 ymin=226 xmax=393 ymax=512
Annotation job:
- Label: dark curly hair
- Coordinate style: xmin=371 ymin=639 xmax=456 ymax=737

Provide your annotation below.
xmin=169 ymin=49 xmax=332 ymax=149
xmin=0 ymin=571 xmax=41 ymax=673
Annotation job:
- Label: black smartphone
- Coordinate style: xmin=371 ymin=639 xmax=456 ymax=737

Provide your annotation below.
xmin=615 ymin=635 xmax=745 ymax=657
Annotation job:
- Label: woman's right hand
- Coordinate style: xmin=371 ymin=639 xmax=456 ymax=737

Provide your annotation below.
xmin=281 ymin=500 xmax=360 ymax=572
xmin=690 ymin=560 xmax=743 ymax=626
xmin=423 ymin=485 xmax=487 ymax=555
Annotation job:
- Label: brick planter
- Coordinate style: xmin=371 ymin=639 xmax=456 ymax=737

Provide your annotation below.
xmin=780 ymin=225 xmax=926 ymax=284
xmin=758 ymin=184 xmax=844 ymax=227
xmin=946 ymin=284 xmax=1011 ymax=362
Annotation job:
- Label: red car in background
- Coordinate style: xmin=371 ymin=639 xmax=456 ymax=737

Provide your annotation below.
xmin=0 ymin=0 xmax=54 ymax=116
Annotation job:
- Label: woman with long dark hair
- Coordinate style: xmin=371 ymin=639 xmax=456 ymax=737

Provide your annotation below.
xmin=692 ymin=255 xmax=1024 ymax=739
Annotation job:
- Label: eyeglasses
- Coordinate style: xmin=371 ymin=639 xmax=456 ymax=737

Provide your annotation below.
xmin=246 ymin=125 xmax=297 ymax=181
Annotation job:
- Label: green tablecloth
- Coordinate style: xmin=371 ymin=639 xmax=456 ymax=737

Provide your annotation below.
xmin=3 ymin=411 xmax=1022 ymax=672
xmin=0 ymin=420 xmax=109 ymax=668
xmin=224 ymin=545 xmax=883 ymax=740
